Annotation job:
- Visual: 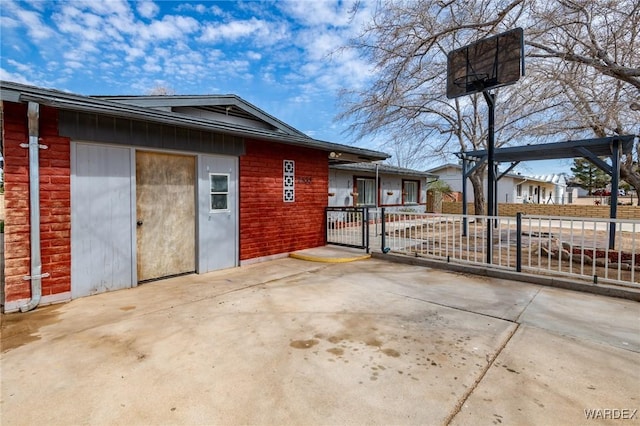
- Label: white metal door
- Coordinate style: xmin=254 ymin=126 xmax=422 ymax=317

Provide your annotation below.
xmin=71 ymin=143 xmax=134 ymax=298
xmin=198 ymin=155 xmax=238 ymax=272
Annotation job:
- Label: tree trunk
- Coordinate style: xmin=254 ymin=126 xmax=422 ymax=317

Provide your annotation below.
xmin=620 ymin=154 xmax=640 ymax=206
xmin=468 ymin=170 xmax=486 ymax=217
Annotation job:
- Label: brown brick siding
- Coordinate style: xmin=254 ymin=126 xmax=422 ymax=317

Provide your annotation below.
xmin=442 ymin=202 xmax=640 ymax=219
xmin=2 ymin=102 xmax=72 ymax=305
xmin=239 ymin=140 xmax=328 ymax=260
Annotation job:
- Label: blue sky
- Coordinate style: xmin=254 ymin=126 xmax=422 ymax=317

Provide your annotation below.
xmin=1 ymin=1 xmax=375 ymax=141
xmin=0 ymin=0 xmax=569 ymax=175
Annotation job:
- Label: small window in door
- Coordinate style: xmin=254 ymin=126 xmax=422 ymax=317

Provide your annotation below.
xmin=210 ymin=173 xmax=229 ymax=211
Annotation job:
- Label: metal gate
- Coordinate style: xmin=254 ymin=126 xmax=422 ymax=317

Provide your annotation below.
xmin=325 ymin=207 xmax=369 ymax=251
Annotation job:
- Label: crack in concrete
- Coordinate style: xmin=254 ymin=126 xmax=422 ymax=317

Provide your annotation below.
xmin=383 ymin=291 xmax=519 ymax=324
xmin=381 ymin=287 xmax=543 ymax=425
xmin=444 ymin=323 xmax=520 ymax=425
xmin=514 ymin=287 xmax=543 ymax=323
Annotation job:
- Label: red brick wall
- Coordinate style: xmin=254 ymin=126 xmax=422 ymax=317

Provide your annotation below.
xmin=2 ymin=102 xmax=71 ymax=305
xmin=240 ymin=140 xmax=328 ymax=260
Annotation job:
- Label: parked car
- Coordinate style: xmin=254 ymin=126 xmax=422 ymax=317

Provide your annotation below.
xmin=592 ymin=189 xmax=610 ymax=196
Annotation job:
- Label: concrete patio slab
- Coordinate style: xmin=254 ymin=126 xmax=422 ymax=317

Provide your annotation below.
xmin=1 ymin=251 xmax=638 ymax=425
xmin=451 ymin=325 xmax=639 ymax=426
xmin=517 ymin=287 xmax=640 ymax=352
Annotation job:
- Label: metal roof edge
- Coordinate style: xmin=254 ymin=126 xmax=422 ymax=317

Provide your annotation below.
xmin=425 ymin=163 xmax=460 ymax=172
xmin=331 ymin=163 xmax=437 ymax=178
xmin=425 ymin=162 xmax=565 ymax=184
xmin=0 ymin=80 xmax=389 ymax=162
xmin=95 ymin=94 xmax=309 ymax=138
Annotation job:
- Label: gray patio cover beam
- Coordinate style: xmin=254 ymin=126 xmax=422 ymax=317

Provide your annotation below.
xmin=463 ymin=136 xmax=634 ymax=163
xmin=498 ymin=161 xmax=520 ymax=180
xmin=459 ymin=135 xmax=635 ymax=247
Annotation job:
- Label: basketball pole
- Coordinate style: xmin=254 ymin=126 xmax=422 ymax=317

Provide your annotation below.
xmin=483 ymin=90 xmax=495 ymax=265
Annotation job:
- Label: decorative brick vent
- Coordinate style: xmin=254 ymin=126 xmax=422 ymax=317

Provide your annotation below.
xmin=283 ymin=160 xmax=295 ymax=202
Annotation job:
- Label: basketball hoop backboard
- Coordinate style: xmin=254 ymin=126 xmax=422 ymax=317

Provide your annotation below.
xmin=446 ymin=28 xmax=524 ymax=99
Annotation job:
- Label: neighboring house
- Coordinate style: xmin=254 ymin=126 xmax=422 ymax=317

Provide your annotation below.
xmin=426 ymin=163 xmax=567 ymax=204
xmin=329 ymin=163 xmax=438 ymax=212
xmin=0 ymin=81 xmax=388 ymax=312
xmin=566 ymin=182 xmax=589 ymax=201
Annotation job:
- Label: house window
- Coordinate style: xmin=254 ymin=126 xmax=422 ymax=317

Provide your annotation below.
xmin=283 ymin=160 xmax=295 ymax=202
xmin=403 ymin=180 xmax=419 ymax=204
xmin=516 ymin=184 xmax=522 ymax=197
xmin=356 ymin=178 xmax=376 ymax=206
xmin=210 ymin=174 xmax=229 ymax=211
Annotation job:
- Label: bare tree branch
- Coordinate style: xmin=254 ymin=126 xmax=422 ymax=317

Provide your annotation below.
xmin=339 ymin=0 xmax=640 ymax=208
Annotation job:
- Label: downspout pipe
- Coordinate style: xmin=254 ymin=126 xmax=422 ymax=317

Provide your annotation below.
xmin=20 ymin=102 xmax=45 ymax=312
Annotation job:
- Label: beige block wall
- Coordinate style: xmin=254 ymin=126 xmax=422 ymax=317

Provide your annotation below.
xmin=442 ymin=202 xmax=640 ymax=220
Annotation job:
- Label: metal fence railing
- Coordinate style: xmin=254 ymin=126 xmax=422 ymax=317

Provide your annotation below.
xmin=325 ymin=208 xmax=640 ymax=288
xmin=518 ymin=214 xmax=638 ymax=287
xmin=380 ymin=212 xmax=518 ymax=270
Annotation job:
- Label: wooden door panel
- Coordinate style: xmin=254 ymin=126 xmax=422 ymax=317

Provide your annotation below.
xmin=136 ymin=152 xmax=195 ymax=282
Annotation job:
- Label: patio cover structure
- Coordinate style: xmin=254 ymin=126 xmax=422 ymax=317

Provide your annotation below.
xmin=456 ymin=135 xmax=636 ymax=250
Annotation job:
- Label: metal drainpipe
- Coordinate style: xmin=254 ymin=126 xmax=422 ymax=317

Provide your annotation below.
xmin=20 ymin=102 xmax=47 ymax=312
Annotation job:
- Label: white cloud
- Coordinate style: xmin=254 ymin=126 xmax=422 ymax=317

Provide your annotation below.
xmin=247 ymin=51 xmax=262 ymax=60
xmin=62 ymin=50 xmax=85 ymax=62
xmin=14 ymin=8 xmax=57 ymax=42
xmin=56 ymin=16 xmax=103 ymax=42
xmin=45 ymin=61 xmax=61 ymax=72
xmin=65 ymin=60 xmax=84 ymax=70
xmin=278 ymin=0 xmax=358 ymax=27
xmin=301 ymin=30 xmax=344 ymax=61
xmin=82 ymin=12 xmax=103 ymax=29
xmin=176 ymin=3 xmax=223 ymax=16
xmin=137 ymin=1 xmax=159 ymax=19
xmin=199 ymin=18 xmax=287 ymax=45
xmin=23 ymin=0 xmax=47 ymax=12
xmin=0 ymin=15 xmax=20 ymax=29
xmin=291 ymin=94 xmax=311 ymax=103
xmin=138 ymin=15 xmax=200 ymax=41
xmin=143 ymin=60 xmax=162 ymax=73
xmin=0 ymin=67 xmax=36 ymax=85
xmin=262 ymin=72 xmax=276 ymax=84
xmin=80 ymin=0 xmax=132 ymax=18
xmin=272 ymin=1 xmax=377 ymax=97
xmin=6 ymin=59 xmax=33 ymax=73
xmin=123 ymin=45 xmax=146 ymax=62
